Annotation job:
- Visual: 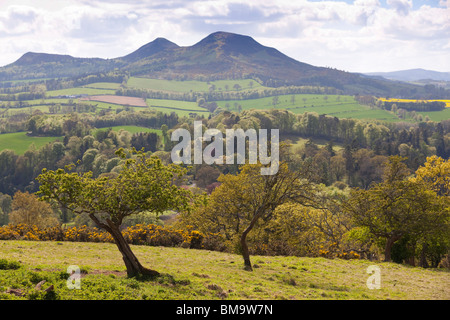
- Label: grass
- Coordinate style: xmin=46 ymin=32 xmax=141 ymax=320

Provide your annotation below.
xmin=0 ymin=240 xmax=448 ymax=300
xmin=128 ymin=77 xmax=264 ymax=93
xmin=418 ymin=108 xmax=450 ymax=122
xmin=146 ymin=98 xmax=209 ymax=116
xmin=0 ymin=132 xmax=63 ymax=155
xmin=216 ymin=94 xmax=399 ymax=122
xmin=46 ymin=87 xmax=115 ymax=97
xmin=91 ymin=125 xmax=162 ymax=135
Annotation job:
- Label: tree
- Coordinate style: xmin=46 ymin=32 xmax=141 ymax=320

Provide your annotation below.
xmin=344 ymin=156 xmax=449 ymax=262
xmin=411 ymin=155 xmax=449 ymax=197
xmin=36 ymin=149 xmax=194 ymax=277
xmin=9 ymin=191 xmax=59 ymax=228
xmin=207 ymin=161 xmax=320 ymax=271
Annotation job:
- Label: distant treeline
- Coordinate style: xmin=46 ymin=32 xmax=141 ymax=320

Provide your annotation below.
xmin=383 ymin=101 xmax=446 ymax=112
xmin=0 ymin=72 xmax=126 ymax=92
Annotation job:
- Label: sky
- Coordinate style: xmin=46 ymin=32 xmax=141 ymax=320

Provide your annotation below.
xmin=0 ymin=0 xmax=449 ymax=73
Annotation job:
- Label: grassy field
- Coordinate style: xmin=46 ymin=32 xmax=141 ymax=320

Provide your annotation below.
xmin=91 ymin=125 xmax=162 ymax=135
xmin=216 ymin=94 xmax=399 ymax=122
xmin=0 ymin=132 xmax=62 ymax=155
xmin=46 ymin=87 xmax=115 ymax=97
xmin=146 ymin=98 xmax=209 ymax=116
xmin=378 ymin=97 xmax=450 ymax=122
xmin=128 ymin=77 xmax=264 ymax=93
xmin=0 ymin=240 xmax=448 ymax=300
xmin=418 ymin=108 xmax=450 ymax=122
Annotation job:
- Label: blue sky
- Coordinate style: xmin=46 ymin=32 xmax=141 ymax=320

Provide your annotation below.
xmin=0 ymin=0 xmax=449 ymax=72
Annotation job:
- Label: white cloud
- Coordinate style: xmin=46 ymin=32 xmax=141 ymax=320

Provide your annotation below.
xmin=0 ymin=0 xmax=448 ymax=72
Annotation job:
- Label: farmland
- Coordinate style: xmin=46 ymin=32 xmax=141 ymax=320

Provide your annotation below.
xmin=127 ymin=77 xmax=265 ymax=93
xmin=79 ymin=95 xmax=148 ymax=107
xmin=0 ymin=132 xmax=63 ymax=155
xmin=2 ymin=77 xmax=448 ymax=122
xmin=91 ymin=125 xmax=162 ymax=135
xmin=216 ymin=94 xmax=399 ymax=122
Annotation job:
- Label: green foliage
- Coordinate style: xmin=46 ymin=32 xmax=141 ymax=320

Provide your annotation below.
xmin=344 ymin=156 xmax=450 ymax=262
xmin=0 ymin=259 xmax=21 ymax=270
xmin=37 ymin=149 xmax=193 ymax=224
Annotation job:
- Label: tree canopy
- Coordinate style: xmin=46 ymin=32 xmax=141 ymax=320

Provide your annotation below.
xmin=36 ymin=148 xmax=194 ymax=277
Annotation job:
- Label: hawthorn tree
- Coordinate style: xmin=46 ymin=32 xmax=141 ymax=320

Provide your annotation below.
xmin=344 ymin=156 xmax=449 ymax=262
xmin=208 ymin=161 xmax=321 ymax=271
xmin=36 ymin=149 xmax=193 ymax=277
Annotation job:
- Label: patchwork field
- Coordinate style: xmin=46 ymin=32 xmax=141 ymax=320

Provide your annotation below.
xmin=2 ymin=79 xmax=448 ymax=122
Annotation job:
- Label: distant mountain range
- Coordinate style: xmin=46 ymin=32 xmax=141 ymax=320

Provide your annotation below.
xmin=365 ymin=69 xmax=450 ymax=82
xmin=0 ymin=31 xmax=441 ymax=97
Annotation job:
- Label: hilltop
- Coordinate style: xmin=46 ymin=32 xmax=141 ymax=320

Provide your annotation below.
xmin=0 ymin=31 xmax=425 ymax=96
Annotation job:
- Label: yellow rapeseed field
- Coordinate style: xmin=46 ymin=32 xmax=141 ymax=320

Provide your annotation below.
xmin=379 ymin=98 xmax=450 ymax=108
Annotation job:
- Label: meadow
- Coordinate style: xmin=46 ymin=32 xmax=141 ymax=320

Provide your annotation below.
xmin=216 ymin=94 xmax=400 ymax=122
xmin=0 ymin=240 xmax=448 ymax=300
xmin=0 ymin=126 xmax=160 ymax=155
xmin=127 ymin=77 xmax=264 ymax=93
xmin=91 ymin=125 xmax=162 ymax=135
xmin=0 ymin=132 xmax=63 ymax=155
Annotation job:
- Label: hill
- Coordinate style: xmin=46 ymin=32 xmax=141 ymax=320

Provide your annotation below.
xmin=0 ymin=52 xmax=116 ymax=80
xmin=1 ymin=240 xmax=449 ymax=300
xmin=365 ymin=68 xmax=450 ymax=82
xmin=0 ymin=31 xmax=427 ymax=97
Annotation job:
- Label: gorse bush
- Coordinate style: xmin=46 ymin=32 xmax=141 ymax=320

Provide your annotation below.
xmin=0 ymin=223 xmax=225 ymax=251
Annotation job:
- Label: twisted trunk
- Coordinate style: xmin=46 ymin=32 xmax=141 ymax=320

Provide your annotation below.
xmin=240 ymin=211 xmax=262 ymax=271
xmin=90 ymin=214 xmax=159 ymax=277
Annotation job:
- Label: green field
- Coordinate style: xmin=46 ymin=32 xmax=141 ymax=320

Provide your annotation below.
xmin=0 ymin=240 xmax=448 ymax=300
xmin=146 ymin=98 xmax=209 ymax=116
xmin=418 ymin=108 xmax=450 ymax=122
xmin=216 ymin=94 xmax=399 ymax=122
xmin=82 ymin=82 xmax=122 ymax=90
xmin=0 ymin=132 xmax=62 ymax=155
xmin=92 ymin=125 xmax=162 ymax=135
xmin=3 ymin=79 xmax=448 ymax=122
xmin=128 ymin=77 xmax=264 ymax=93
xmin=46 ymin=87 xmax=115 ymax=97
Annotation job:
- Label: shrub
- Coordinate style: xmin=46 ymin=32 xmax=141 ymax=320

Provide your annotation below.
xmin=0 ymin=259 xmax=21 ymax=270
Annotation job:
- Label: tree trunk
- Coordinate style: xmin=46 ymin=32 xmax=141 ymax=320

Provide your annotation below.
xmin=384 ymin=235 xmax=401 ymax=262
xmin=108 ymin=223 xmax=160 ymax=277
xmin=240 ymin=212 xmax=262 ymax=271
xmin=240 ymin=230 xmax=252 ymax=271
xmin=90 ymin=214 xmax=159 ymax=278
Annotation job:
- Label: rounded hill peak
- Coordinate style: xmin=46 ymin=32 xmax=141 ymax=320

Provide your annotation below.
xmin=193 ymin=31 xmax=263 ymax=55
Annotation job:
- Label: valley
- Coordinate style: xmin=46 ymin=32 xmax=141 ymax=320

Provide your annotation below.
xmin=0 ymin=31 xmax=448 ymax=302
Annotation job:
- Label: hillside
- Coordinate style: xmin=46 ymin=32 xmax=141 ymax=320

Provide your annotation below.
xmin=1 ymin=240 xmax=449 ymax=300
xmin=0 ymin=31 xmax=426 ymax=97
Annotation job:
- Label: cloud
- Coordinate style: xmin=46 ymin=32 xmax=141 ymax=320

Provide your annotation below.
xmin=0 ymin=0 xmax=448 ymax=72
xmin=386 ymin=0 xmax=412 ymax=15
